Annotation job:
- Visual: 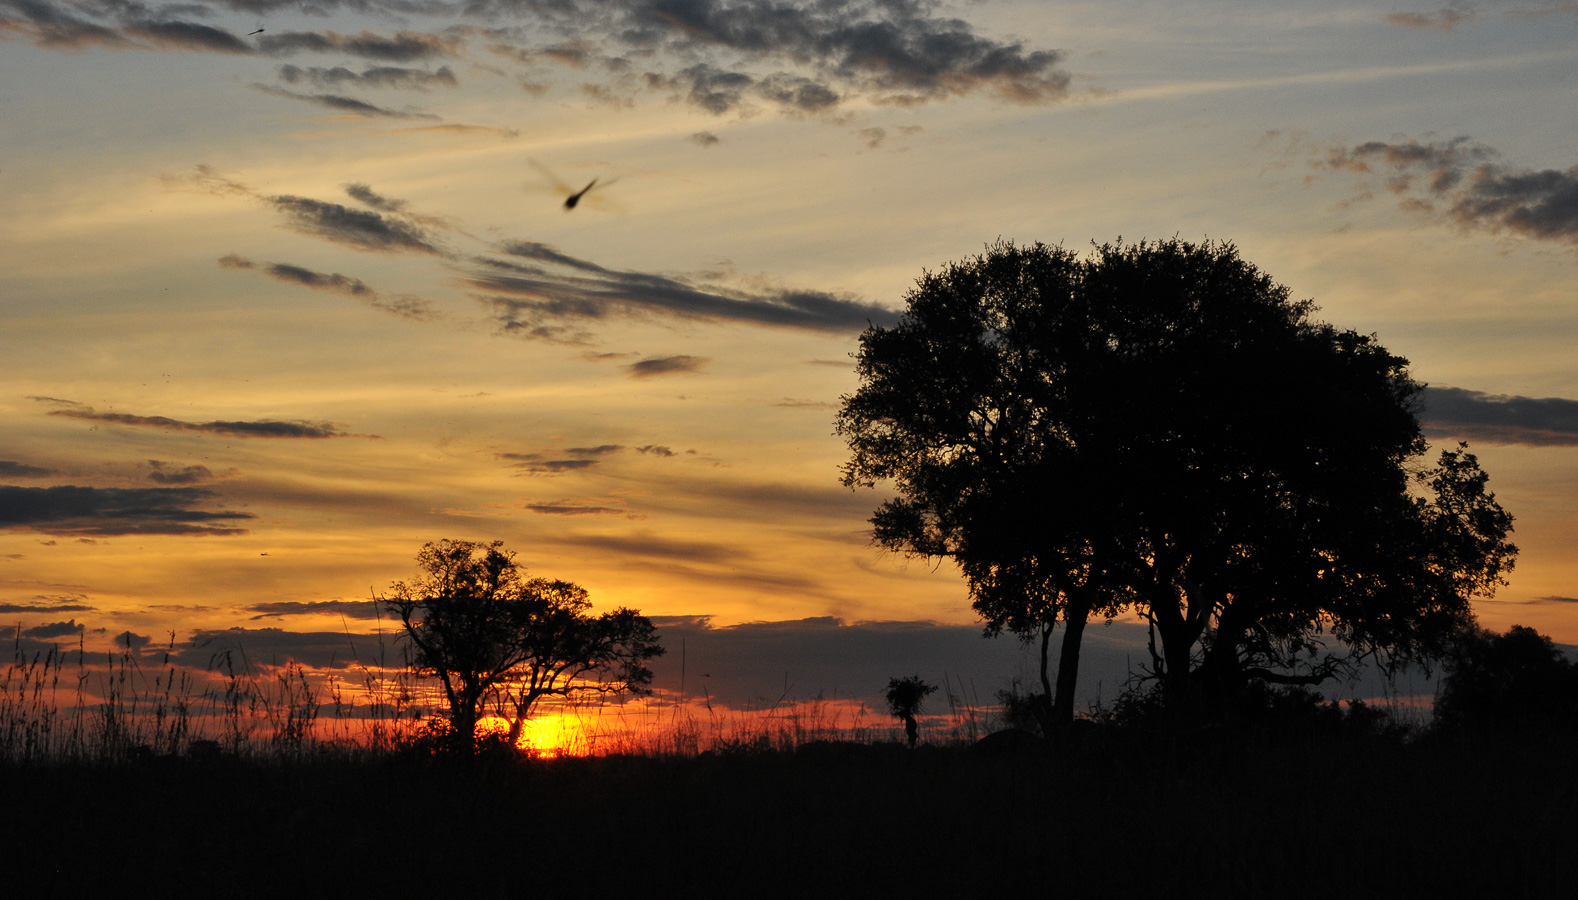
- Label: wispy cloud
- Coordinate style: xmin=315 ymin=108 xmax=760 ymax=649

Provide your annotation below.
xmin=1421 ymin=386 xmax=1578 ymax=446
xmin=0 ymin=485 xmax=253 ymax=536
xmin=247 ymin=600 xmax=385 ymax=620
xmin=0 ymin=460 xmax=55 ymax=478
xmin=147 ymin=461 xmax=216 ymax=485
xmin=36 ymin=397 xmax=356 ymax=439
xmin=257 ymin=29 xmax=455 ymax=62
xmin=278 ymin=64 xmax=458 ymax=91
xmin=253 ymin=84 xmax=442 ymax=120
xmin=1385 ymin=9 xmax=1477 ymax=30
xmin=474 ymin=240 xmax=894 ymax=341
xmin=627 ymin=355 xmax=708 ymax=378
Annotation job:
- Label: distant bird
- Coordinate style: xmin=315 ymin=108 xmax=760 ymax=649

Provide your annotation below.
xmin=248 ymin=27 xmax=264 ymax=36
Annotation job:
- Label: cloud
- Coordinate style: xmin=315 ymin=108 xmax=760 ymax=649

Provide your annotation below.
xmin=278 ymin=64 xmax=458 ymax=91
xmin=0 ymin=460 xmax=54 ymax=478
xmin=147 ymin=461 xmax=215 ymax=485
xmin=641 ymin=615 xmax=1147 ymax=711
xmin=0 ymin=599 xmax=95 ymax=613
xmin=568 ymin=444 xmax=625 ymax=456
xmin=263 ymin=193 xmax=441 ymax=253
xmin=246 ymin=600 xmax=385 ymax=620
xmin=0 ymin=0 xmax=126 ymax=49
xmin=550 ymin=530 xmax=742 ymax=565
xmin=172 ymin=627 xmax=393 ymax=670
xmin=219 ymin=254 xmax=437 ymax=319
xmin=41 ymin=399 xmax=353 ymax=439
xmin=497 ymin=452 xmax=602 ymax=475
xmin=20 ymin=619 xmax=84 ymax=639
xmin=253 ymin=84 xmax=442 ymax=120
xmin=1320 ymin=137 xmax=1578 ymax=248
xmin=344 ymin=183 xmax=405 ymax=212
xmin=627 ymin=355 xmax=709 ymax=378
xmin=690 ymin=130 xmax=721 ymax=147
xmin=257 ymin=29 xmax=455 ymax=62
xmin=0 ymin=485 xmax=253 ymax=536
xmin=473 ymin=240 xmax=895 ymax=341
xmin=1384 ymin=9 xmax=1477 ymax=30
xmin=625 ymin=0 xmax=1070 ymax=105
xmin=525 ymin=501 xmax=625 ymax=516
xmin=1420 ymin=386 xmax=1578 ymax=446
xmin=125 ymin=19 xmax=255 ymax=54
xmin=1537 ymin=595 xmax=1578 ymax=604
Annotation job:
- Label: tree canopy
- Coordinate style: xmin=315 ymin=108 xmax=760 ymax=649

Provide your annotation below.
xmin=838 ymin=239 xmax=1517 ymax=724
xmin=380 ymin=539 xmax=663 ymax=752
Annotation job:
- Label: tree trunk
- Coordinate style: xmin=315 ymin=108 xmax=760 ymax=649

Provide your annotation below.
xmin=1049 ymin=600 xmax=1090 ymax=740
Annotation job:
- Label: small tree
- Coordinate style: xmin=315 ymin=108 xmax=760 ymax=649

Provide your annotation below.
xmin=379 ymin=539 xmax=663 ymax=752
xmin=1435 ymin=625 xmax=1578 ymax=736
xmin=885 ymin=676 xmax=937 ymax=748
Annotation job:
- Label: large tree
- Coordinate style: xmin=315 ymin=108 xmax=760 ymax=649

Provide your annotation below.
xmin=380 ymin=539 xmax=662 ymax=751
xmin=838 ymin=239 xmax=1516 ymax=726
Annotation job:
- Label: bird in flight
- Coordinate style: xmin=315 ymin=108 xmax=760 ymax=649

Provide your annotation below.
xmin=529 ymin=159 xmax=617 ymax=212
xmin=248 ymin=27 xmax=264 ymax=35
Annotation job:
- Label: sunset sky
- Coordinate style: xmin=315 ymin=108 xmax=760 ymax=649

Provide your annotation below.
xmin=3 ymin=0 xmax=1577 ymax=714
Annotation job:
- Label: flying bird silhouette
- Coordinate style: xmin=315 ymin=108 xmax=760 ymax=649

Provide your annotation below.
xmin=528 ymin=159 xmax=618 ymax=212
xmin=564 ymin=178 xmax=597 ymax=210
xmin=248 ymin=27 xmax=264 ymax=35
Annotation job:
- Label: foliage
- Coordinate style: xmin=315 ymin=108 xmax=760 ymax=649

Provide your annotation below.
xmin=379 ymin=539 xmax=663 ymax=752
xmin=1435 ymin=624 xmax=1578 ymax=736
xmin=885 ymin=675 xmax=936 ymax=747
xmin=838 ymin=239 xmax=1517 ymax=723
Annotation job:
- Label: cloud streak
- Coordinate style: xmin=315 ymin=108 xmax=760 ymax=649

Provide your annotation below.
xmin=0 ymin=485 xmax=253 ymax=536
xmin=37 ymin=397 xmax=355 ymax=439
xmin=474 ymin=240 xmax=895 ymax=342
xmin=1421 ymin=386 xmax=1578 ymax=446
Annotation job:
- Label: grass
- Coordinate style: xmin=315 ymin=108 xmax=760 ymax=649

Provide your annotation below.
xmin=4 ymin=635 xmax=1576 ymax=897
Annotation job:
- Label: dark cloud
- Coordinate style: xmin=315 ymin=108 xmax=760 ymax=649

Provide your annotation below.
xmin=0 ymin=600 xmax=95 ymax=613
xmin=344 ymin=182 xmax=405 ymax=212
xmin=635 ymin=444 xmax=675 ymax=456
xmin=278 ymin=64 xmax=458 ymax=90
xmin=1538 ymin=595 xmax=1578 ymax=604
xmin=264 ymin=262 xmax=373 ymax=296
xmin=253 ymin=84 xmax=442 ymax=120
xmin=1321 ymin=137 xmax=1578 ymax=248
xmin=390 ymin=123 xmax=521 ymax=138
xmin=651 ymin=62 xmax=755 ymax=113
xmin=257 ymin=29 xmax=455 ymax=62
xmin=1420 ymin=386 xmax=1578 ymax=446
xmin=0 ymin=0 xmax=130 ymax=49
xmin=497 ymin=452 xmax=601 ymax=475
xmin=627 ymin=355 xmax=709 ymax=378
xmin=247 ymin=599 xmax=385 ymax=620
xmin=147 ymin=461 xmax=215 ymax=485
xmin=264 ymin=193 xmax=440 ymax=253
xmin=474 ymin=241 xmax=894 ymax=341
xmin=642 ymin=615 xmax=1140 ymax=711
xmin=626 ymin=0 xmax=1069 ymax=104
xmin=567 ymin=444 xmax=624 ymax=456
xmin=690 ymin=130 xmax=721 ymax=147
xmin=0 ymin=485 xmax=253 ymax=536
xmin=0 ymin=460 xmax=55 ymax=478
xmin=20 ymin=619 xmax=84 ymax=639
xmin=756 ymin=71 xmax=840 ymax=112
xmin=41 ymin=400 xmax=352 ymax=439
xmin=525 ymin=502 xmax=625 ymax=515
xmin=125 ymin=19 xmax=254 ymax=53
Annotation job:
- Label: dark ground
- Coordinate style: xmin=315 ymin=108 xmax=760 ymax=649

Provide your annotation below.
xmin=3 ymin=732 xmax=1575 ymax=899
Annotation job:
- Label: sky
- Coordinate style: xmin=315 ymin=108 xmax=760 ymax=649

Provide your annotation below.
xmin=3 ymin=0 xmax=1578 ymax=720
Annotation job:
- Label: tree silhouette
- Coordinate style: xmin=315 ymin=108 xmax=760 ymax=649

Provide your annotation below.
xmin=839 ymin=239 xmax=1517 ymax=726
xmin=885 ymin=676 xmax=937 ymax=748
xmin=1436 ymin=625 xmax=1578 ymax=736
xmin=380 ymin=539 xmax=662 ymax=752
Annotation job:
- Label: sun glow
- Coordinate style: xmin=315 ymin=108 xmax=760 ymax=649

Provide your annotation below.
xmin=476 ymin=713 xmax=588 ymax=758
